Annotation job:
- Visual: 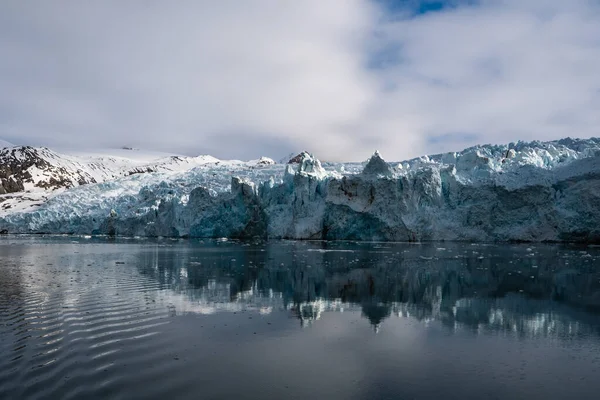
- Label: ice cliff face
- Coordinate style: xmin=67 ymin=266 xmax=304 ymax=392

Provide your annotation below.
xmin=1 ymin=137 xmax=600 ymax=242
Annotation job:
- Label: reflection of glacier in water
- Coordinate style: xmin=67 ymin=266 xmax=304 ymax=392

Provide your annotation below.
xmin=134 ymin=239 xmax=600 ymax=336
xmin=4 ymin=236 xmax=600 ymax=400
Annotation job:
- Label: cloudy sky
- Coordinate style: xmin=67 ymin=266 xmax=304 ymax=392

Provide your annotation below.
xmin=1 ymin=0 xmax=599 ymax=161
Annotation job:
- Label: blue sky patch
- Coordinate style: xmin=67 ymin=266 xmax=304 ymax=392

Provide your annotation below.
xmin=375 ymin=0 xmax=479 ymax=17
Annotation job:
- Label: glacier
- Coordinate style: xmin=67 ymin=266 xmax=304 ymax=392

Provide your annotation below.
xmin=1 ymin=137 xmax=600 ymax=242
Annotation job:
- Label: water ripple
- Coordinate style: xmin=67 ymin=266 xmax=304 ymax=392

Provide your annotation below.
xmin=2 ymin=238 xmax=600 ymax=399
xmin=0 ymin=245 xmax=180 ymax=400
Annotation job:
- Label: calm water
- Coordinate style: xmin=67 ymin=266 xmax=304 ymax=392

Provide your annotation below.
xmin=1 ymin=237 xmax=600 ymax=400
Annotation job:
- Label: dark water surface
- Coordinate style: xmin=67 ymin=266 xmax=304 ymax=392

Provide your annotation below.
xmin=1 ymin=236 xmax=600 ymax=400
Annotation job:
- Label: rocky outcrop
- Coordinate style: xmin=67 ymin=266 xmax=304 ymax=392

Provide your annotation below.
xmin=255 ymin=157 xmax=275 ymax=165
xmin=0 ymin=146 xmax=97 ymax=194
xmin=287 ymin=151 xmax=311 ymax=164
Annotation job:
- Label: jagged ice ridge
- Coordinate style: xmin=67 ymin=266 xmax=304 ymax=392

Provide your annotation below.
xmin=1 ymin=138 xmax=599 ymax=242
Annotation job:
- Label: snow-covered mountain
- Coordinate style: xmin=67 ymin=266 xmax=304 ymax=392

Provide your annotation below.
xmin=0 ymin=139 xmax=14 ymax=149
xmin=0 ymin=145 xmax=245 ymax=213
xmin=1 ymin=138 xmax=599 ymax=242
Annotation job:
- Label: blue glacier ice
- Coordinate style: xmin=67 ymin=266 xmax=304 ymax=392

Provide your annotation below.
xmin=1 ymin=137 xmax=600 ymax=242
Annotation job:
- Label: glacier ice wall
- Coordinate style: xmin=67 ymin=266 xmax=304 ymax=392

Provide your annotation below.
xmin=1 ymin=138 xmax=600 ymax=242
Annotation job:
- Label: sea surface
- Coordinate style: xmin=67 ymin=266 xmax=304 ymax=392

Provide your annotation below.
xmin=1 ymin=236 xmax=600 ymax=400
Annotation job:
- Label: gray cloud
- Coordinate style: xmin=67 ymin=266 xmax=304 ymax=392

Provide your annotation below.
xmin=1 ymin=0 xmax=599 ymax=162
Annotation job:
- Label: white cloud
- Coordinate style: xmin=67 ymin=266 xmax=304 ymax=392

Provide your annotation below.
xmin=370 ymin=0 xmax=600 ymax=157
xmin=0 ymin=0 xmax=378 ymax=159
xmin=1 ymin=0 xmax=599 ymax=161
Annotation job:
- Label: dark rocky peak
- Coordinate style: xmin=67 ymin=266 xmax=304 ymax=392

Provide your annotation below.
xmin=362 ymin=151 xmax=394 ymax=178
xmin=256 ymin=157 xmax=275 ymax=165
xmin=0 ymin=146 xmax=97 ymax=194
xmin=287 ymin=151 xmax=311 ymax=164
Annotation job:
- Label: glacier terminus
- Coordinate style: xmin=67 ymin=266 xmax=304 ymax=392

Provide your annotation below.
xmin=1 ymin=138 xmax=599 ymax=243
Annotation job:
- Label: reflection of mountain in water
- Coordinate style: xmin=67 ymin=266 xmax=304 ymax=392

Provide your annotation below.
xmin=136 ymin=241 xmax=600 ymax=336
